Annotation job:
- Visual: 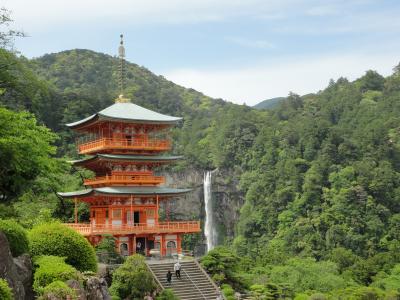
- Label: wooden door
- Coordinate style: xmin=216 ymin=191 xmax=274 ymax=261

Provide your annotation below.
xmin=95 ymin=209 xmax=106 ymax=225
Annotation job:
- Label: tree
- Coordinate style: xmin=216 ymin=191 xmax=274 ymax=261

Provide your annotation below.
xmin=0 ymin=7 xmax=25 ymax=49
xmin=0 ymin=108 xmax=58 ymax=202
xmin=109 ymin=255 xmax=156 ymax=299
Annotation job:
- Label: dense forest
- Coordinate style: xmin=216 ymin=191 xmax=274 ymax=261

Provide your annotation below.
xmin=1 ymin=32 xmax=400 ymax=298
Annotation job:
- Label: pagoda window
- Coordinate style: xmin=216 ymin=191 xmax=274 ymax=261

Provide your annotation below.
xmin=126 ymin=211 xmax=140 ymax=225
xmin=112 ymin=209 xmax=122 ymax=225
xmin=112 ymin=209 xmax=122 ymax=219
xmin=166 ymin=241 xmax=177 ymax=256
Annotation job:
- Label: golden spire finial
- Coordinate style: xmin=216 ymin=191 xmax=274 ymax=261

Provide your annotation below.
xmin=116 ymin=34 xmax=130 ymax=103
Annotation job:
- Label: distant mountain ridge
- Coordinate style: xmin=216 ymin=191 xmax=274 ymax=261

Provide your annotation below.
xmin=253 ymin=97 xmax=285 ymax=110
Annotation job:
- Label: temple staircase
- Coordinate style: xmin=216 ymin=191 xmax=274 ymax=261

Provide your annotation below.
xmin=147 ymin=259 xmax=221 ymax=300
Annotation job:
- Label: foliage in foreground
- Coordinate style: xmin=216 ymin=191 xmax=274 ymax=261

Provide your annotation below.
xmin=0 ymin=279 xmax=13 ymax=300
xmin=109 ymin=254 xmax=156 ymax=300
xmin=33 ymin=255 xmax=80 ymax=294
xmin=0 ymin=219 xmax=29 ymax=256
xmin=29 ymin=222 xmax=97 ymax=272
xmin=0 ymin=107 xmax=58 ymax=203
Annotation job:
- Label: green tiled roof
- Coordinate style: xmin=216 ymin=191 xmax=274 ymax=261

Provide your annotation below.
xmin=66 ymin=102 xmax=182 ymax=128
xmin=57 ymin=186 xmax=192 ymax=198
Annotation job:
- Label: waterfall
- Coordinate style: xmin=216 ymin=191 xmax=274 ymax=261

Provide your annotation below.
xmin=204 ymin=171 xmax=217 ymax=252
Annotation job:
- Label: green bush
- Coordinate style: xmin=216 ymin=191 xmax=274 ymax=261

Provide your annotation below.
xmin=96 ymin=234 xmax=123 ymax=264
xmin=0 ymin=219 xmax=29 ymax=256
xmin=221 ymin=283 xmax=235 ymax=297
xmin=156 ymin=289 xmax=180 ymax=300
xmin=110 ymin=254 xmax=156 ymax=299
xmin=33 ymin=256 xmax=80 ymax=293
xmin=39 ymin=281 xmax=77 ymax=300
xmin=29 ymin=222 xmax=97 ymax=272
xmin=0 ymin=279 xmax=13 ymax=300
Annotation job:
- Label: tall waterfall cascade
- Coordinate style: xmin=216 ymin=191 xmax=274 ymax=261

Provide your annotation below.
xmin=204 ymin=171 xmax=217 ymax=252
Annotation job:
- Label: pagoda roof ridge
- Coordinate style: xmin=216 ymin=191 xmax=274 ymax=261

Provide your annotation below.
xmin=66 ymin=102 xmax=182 ymax=128
xmin=70 ymin=154 xmax=184 ymax=165
xmin=57 ymin=186 xmax=192 ymax=198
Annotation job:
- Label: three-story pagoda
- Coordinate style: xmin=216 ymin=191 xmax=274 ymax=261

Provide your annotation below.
xmin=58 ymin=36 xmax=200 ymax=257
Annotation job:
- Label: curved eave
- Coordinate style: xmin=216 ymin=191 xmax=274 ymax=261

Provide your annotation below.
xmin=66 ymin=102 xmax=182 ymax=129
xmin=57 ymin=189 xmax=93 ymax=198
xmin=71 ymin=154 xmax=184 ymax=166
xmin=57 ymin=187 xmax=191 ymax=198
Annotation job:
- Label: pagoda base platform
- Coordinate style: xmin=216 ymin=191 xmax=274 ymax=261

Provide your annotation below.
xmin=63 ymin=221 xmax=200 ymax=257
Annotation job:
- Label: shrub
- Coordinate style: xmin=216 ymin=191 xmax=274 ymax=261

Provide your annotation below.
xmin=29 ymin=222 xmax=97 ymax=272
xmin=156 ymin=289 xmax=179 ymax=300
xmin=110 ymin=254 xmax=156 ymax=299
xmin=33 ymin=256 xmax=80 ymax=293
xmin=0 ymin=219 xmax=29 ymax=256
xmin=39 ymin=281 xmax=77 ymax=300
xmin=0 ymin=279 xmax=13 ymax=300
xmin=221 ymin=284 xmax=235 ymax=300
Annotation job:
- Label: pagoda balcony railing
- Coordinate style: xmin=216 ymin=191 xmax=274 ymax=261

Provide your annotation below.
xmin=77 ymin=137 xmax=171 ymax=154
xmin=63 ymin=221 xmax=201 ymax=236
xmin=84 ymin=174 xmax=165 ymax=186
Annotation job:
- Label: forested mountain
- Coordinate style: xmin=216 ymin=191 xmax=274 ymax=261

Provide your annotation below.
xmin=2 ymin=47 xmax=400 ymax=297
xmin=253 ymin=97 xmax=284 ymax=110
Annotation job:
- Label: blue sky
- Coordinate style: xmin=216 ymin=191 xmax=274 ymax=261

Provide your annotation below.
xmin=4 ymin=0 xmax=400 ymax=105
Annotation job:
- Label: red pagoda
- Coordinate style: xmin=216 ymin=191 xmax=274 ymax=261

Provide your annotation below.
xmin=58 ymin=36 xmax=200 ymax=257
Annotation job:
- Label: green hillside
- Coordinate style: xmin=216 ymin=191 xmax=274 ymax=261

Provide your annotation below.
xmin=2 ymin=46 xmax=400 ymax=297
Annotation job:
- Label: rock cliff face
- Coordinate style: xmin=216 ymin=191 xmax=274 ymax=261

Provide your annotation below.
xmin=162 ymin=168 xmax=244 ymax=248
xmin=0 ymin=232 xmax=33 ymax=300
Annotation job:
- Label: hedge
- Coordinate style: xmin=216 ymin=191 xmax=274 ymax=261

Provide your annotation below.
xmin=29 ymin=222 xmax=97 ymax=272
xmin=0 ymin=219 xmax=29 ymax=256
xmin=0 ymin=279 xmax=13 ymax=300
xmin=33 ymin=256 xmax=80 ymax=293
xmin=40 ymin=280 xmax=77 ymax=300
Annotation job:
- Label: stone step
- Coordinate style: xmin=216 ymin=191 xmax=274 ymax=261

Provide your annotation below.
xmin=147 ymin=260 xmax=221 ymax=300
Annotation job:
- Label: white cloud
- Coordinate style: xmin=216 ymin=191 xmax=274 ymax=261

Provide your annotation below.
xmin=163 ymin=53 xmax=398 ymax=106
xmin=3 ymin=0 xmax=292 ymax=29
xmin=225 ymin=36 xmax=275 ymax=49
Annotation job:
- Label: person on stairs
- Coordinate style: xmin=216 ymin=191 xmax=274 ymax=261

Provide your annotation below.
xmin=174 ymin=261 xmax=181 ymax=279
xmin=166 ymin=270 xmax=172 ymax=285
